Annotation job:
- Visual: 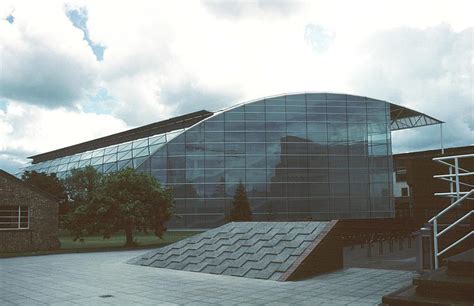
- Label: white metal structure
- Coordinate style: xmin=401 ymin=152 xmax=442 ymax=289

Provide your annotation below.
xmin=430 ymin=153 xmax=474 ymax=269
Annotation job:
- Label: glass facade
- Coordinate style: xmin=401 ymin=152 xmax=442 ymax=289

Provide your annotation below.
xmin=24 ymin=93 xmax=398 ymax=229
xmin=137 ymin=93 xmax=394 ymax=228
xmin=23 ymin=130 xmax=185 ymax=179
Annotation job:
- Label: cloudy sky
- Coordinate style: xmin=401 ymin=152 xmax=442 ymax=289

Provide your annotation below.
xmin=0 ymin=0 xmax=473 ymax=174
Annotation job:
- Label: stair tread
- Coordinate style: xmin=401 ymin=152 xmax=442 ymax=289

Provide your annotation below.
xmin=446 ymin=248 xmax=474 ymax=265
xmin=414 ymin=267 xmax=474 ymax=288
xmin=383 ymin=284 xmax=474 ymax=306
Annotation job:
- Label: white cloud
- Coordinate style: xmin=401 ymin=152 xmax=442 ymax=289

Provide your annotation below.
xmin=0 ymin=1 xmax=99 ymax=108
xmin=0 ymin=0 xmax=473 ymax=174
xmin=0 ymin=100 xmax=129 ymax=172
xmin=351 ymin=24 xmax=473 ymax=152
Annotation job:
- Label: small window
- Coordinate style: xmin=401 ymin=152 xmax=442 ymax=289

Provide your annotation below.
xmin=0 ymin=206 xmax=29 ymax=230
xmin=401 ymin=187 xmax=409 ymax=197
xmin=396 ymin=168 xmax=407 ymax=182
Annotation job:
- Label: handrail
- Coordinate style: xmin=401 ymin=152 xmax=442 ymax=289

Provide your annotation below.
xmin=433 ymin=153 xmax=474 ymax=161
xmin=430 ymin=153 xmax=473 ymax=270
xmin=428 ymin=190 xmax=474 ymax=222
xmin=437 ymin=210 xmax=473 ymax=237
xmin=437 ymin=231 xmax=474 ymax=257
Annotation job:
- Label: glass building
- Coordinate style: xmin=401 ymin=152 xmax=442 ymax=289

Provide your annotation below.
xmin=23 ymin=93 xmax=442 ymax=229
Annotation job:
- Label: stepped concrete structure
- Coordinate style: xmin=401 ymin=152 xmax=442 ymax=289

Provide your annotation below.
xmin=383 ymin=249 xmax=474 ymax=305
xmin=129 ymin=221 xmax=342 ymax=281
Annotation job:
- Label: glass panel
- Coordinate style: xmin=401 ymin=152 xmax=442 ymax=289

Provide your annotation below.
xmin=225 ymin=131 xmax=245 ymax=142
xmin=225 ymin=121 xmax=245 ymax=131
xmin=245 ymin=122 xmax=265 ymax=131
xmin=225 ymin=143 xmax=245 ymax=154
xmin=103 ymin=162 xmax=117 ymax=173
xmin=133 ymin=147 xmax=149 ymax=158
xmin=225 ymin=155 xmax=245 ymax=168
xmin=205 ymin=143 xmax=224 ymax=155
xmin=205 ymin=168 xmax=224 ymax=183
xmin=168 ymin=143 xmax=185 ymax=155
xmin=225 ymin=169 xmax=245 ymax=182
xmin=205 ymin=156 xmax=224 ymax=168
xmin=168 ymin=169 xmax=186 ymax=184
xmin=225 ymin=111 xmax=244 ymax=121
xmin=117 ymin=142 xmax=132 ymax=152
xmin=205 ymin=131 xmax=224 ymax=142
xmin=246 ymin=143 xmax=265 ymax=154
xmin=133 ymin=139 xmax=148 ymax=148
xmin=117 ymin=150 xmax=132 ymax=160
xmin=246 ymin=155 xmax=266 ymax=168
xmin=246 ymin=169 xmax=266 ymax=182
xmin=168 ymin=156 xmax=185 ymax=169
xmin=205 ymin=121 xmax=224 ymax=131
xmin=148 ymin=134 xmax=166 ymax=145
xmin=245 ymin=112 xmax=265 ymax=121
xmin=246 ymin=132 xmax=265 ymax=142
xmin=117 ymin=159 xmax=133 ymax=170
xmin=186 ymin=131 xmax=204 ymax=143
xmin=266 ymin=112 xmax=286 ymax=121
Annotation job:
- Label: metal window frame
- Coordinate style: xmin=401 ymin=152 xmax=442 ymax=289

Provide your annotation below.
xmin=0 ymin=205 xmax=30 ymax=230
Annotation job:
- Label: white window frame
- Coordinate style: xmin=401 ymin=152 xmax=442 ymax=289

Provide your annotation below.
xmin=0 ymin=205 xmax=29 ymax=230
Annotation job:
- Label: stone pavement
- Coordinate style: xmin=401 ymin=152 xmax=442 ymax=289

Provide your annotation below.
xmin=0 ymin=250 xmax=414 ymax=305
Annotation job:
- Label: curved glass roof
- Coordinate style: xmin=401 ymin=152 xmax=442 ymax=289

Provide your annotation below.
xmin=23 ymin=129 xmax=184 ymax=179
xmin=22 ymin=92 xmax=442 ymax=178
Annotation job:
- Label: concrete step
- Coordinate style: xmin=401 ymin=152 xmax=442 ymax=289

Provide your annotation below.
xmin=413 ymin=267 xmax=474 ymax=300
xmin=446 ymin=248 xmax=474 ymax=277
xmin=382 ymin=284 xmax=474 ymax=306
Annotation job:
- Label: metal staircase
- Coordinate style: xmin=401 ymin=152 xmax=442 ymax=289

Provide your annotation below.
xmin=430 ymin=153 xmax=473 ymax=269
xmin=382 ymin=153 xmax=474 ymax=305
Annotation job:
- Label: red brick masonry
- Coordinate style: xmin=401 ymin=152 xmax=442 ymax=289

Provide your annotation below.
xmin=0 ymin=170 xmax=59 ymax=253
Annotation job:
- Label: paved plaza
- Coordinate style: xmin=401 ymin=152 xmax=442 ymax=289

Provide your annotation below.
xmin=0 ymin=250 xmax=414 ymax=305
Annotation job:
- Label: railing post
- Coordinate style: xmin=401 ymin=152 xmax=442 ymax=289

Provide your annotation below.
xmin=454 ymin=157 xmax=460 ymax=201
xmin=440 ymin=123 xmax=444 ymax=154
xmin=449 ymin=166 xmax=454 ymax=203
xmin=433 ymin=218 xmax=439 ymax=269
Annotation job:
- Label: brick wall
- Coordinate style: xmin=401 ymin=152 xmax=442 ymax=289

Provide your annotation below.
xmin=0 ymin=172 xmax=60 ymax=253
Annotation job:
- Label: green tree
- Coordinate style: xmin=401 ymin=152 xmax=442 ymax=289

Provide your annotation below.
xmin=63 ymin=166 xmax=104 ymax=205
xmin=21 ymin=170 xmax=68 ymax=214
xmin=230 ymin=182 xmax=252 ymax=221
xmin=66 ymin=168 xmax=173 ymax=246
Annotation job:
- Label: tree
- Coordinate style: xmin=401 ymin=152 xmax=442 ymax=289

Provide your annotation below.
xmin=21 ymin=171 xmax=68 ymax=214
xmin=229 ymin=182 xmax=252 ymax=221
xmin=66 ymin=168 xmax=173 ymax=246
xmin=63 ymin=166 xmax=103 ymax=205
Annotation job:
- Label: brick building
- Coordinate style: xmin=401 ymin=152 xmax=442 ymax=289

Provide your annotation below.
xmin=393 ymin=145 xmax=474 ymax=226
xmin=0 ymin=170 xmax=59 ymax=253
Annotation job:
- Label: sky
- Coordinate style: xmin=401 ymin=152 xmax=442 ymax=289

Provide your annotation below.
xmin=0 ymin=0 xmax=473 ymax=174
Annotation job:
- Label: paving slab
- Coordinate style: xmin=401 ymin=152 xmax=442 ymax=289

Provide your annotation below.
xmin=0 ymin=248 xmax=414 ymax=305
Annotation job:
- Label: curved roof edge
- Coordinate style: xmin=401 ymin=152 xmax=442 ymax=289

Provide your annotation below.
xmin=28 ymin=92 xmax=443 ymax=164
xmin=29 ymin=110 xmax=213 ymax=164
xmin=212 ymin=92 xmax=443 ymax=131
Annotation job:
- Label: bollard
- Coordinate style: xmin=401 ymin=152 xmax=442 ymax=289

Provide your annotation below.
xmin=415 ymin=227 xmax=434 ymax=272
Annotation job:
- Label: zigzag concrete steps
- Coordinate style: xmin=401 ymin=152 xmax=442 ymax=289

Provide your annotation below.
xmin=128 ymin=221 xmax=342 ymax=281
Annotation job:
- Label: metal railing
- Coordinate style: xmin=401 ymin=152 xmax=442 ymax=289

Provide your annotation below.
xmin=430 ymin=153 xmax=473 ymax=269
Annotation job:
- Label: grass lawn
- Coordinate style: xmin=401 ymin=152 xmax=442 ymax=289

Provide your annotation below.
xmin=59 ymin=230 xmax=201 ymax=249
xmin=0 ymin=230 xmax=202 ymax=258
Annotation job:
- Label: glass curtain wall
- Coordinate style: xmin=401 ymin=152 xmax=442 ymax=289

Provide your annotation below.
xmin=138 ymin=93 xmax=393 ymax=229
xmin=23 ymin=130 xmax=184 ymax=179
